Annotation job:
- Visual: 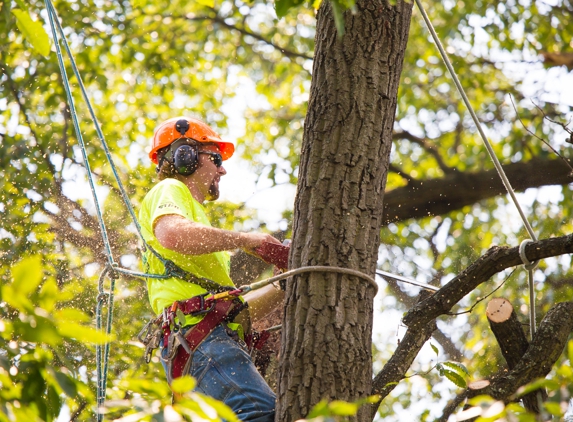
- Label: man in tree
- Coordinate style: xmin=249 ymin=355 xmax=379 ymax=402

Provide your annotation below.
xmin=139 ymin=116 xmax=283 ymax=421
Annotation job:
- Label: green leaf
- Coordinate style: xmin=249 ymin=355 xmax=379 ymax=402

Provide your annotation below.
xmin=171 ymin=375 xmax=196 ymax=394
xmin=38 ymin=278 xmax=59 ymax=312
xmin=543 ymin=401 xmax=562 ymax=416
xmin=275 ymin=0 xmax=304 ymax=18
xmin=57 ymin=321 xmax=114 ymax=344
xmin=441 ymin=361 xmax=470 ymax=375
xmin=193 ymin=393 xmax=240 ymax=421
xmin=430 ymin=343 xmax=439 ymax=357
xmin=54 ymin=371 xmax=78 ymax=398
xmin=12 ymin=9 xmax=51 ymax=57
xmin=307 ymin=399 xmax=359 ymax=417
xmin=11 ymin=255 xmax=43 ymax=296
xmin=516 ymin=378 xmax=559 ymax=397
xmin=120 ymin=378 xmax=171 ymax=398
xmin=15 ymin=317 xmax=61 ymax=346
xmin=307 ymin=400 xmax=329 ymax=417
xmin=330 ymin=0 xmax=345 ymax=36
xmin=327 ymin=400 xmax=359 ymax=416
xmin=442 ymin=369 xmax=467 ymax=388
xmin=54 ymin=308 xmax=91 ymax=323
xmin=2 ymin=284 xmax=34 ymax=312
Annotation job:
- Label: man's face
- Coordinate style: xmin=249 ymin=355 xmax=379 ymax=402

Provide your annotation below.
xmin=195 ymin=144 xmax=226 ymax=201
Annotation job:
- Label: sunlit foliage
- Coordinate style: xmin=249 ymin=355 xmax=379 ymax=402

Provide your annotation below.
xmin=1 ymin=0 xmax=573 ymax=419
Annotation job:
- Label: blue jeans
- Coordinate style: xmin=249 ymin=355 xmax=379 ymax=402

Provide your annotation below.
xmin=162 ymin=325 xmax=276 ymax=421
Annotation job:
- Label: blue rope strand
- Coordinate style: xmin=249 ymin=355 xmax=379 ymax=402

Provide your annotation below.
xmin=45 ymin=0 xmax=180 ymax=274
xmin=43 ymin=1 xmax=226 ymax=418
xmin=95 ymin=267 xmax=110 ymax=421
xmin=45 ymin=0 xmax=151 ymax=254
xmin=101 ymin=274 xmax=117 ymax=413
xmin=44 ymin=0 xmax=115 ymax=265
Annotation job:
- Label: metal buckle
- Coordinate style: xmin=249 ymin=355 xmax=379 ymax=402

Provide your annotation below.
xmin=192 ymin=293 xmax=216 ymax=316
xmin=137 ymin=319 xmax=154 ymax=344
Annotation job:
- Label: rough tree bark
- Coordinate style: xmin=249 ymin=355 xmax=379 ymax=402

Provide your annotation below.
xmin=276 ymin=1 xmax=414 ymax=421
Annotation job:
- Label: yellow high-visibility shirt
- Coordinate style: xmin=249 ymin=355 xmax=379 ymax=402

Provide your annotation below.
xmin=139 ymin=178 xmax=234 ymax=321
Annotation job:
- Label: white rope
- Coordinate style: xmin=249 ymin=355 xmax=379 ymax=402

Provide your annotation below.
xmin=239 ymin=265 xmax=379 ymax=295
xmin=413 ymin=0 xmax=539 ymax=335
xmin=375 ymin=270 xmax=439 ymax=292
xmin=519 ymin=239 xmax=538 ymax=337
xmin=413 ymin=0 xmax=536 ymax=241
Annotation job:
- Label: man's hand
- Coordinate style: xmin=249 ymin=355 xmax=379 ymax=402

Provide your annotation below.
xmin=238 ymin=232 xmax=282 ymax=254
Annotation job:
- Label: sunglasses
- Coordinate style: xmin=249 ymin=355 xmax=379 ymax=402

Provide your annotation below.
xmin=199 ymin=151 xmax=223 ymax=167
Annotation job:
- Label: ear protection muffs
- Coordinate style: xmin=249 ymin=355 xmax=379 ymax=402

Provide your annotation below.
xmin=172 ymin=144 xmax=199 ymax=176
xmin=156 ymin=119 xmax=200 ymax=176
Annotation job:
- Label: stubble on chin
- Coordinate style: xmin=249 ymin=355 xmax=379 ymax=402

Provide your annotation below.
xmin=206 ymin=180 xmax=220 ymax=201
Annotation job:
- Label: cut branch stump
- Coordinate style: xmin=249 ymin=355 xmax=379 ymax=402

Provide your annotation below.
xmin=486 ymin=297 xmax=547 ymax=413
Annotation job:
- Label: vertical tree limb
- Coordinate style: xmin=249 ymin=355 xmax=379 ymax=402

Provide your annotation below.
xmin=486 ymin=298 xmax=547 ymax=413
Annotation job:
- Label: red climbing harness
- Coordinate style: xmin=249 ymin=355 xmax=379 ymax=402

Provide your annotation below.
xmin=138 ymin=291 xmax=273 ymax=383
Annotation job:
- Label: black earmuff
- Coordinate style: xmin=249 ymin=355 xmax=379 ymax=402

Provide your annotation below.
xmin=173 ymin=144 xmax=199 ymax=176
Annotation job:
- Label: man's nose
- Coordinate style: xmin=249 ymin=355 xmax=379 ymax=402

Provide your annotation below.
xmin=218 ymin=165 xmax=227 ymax=175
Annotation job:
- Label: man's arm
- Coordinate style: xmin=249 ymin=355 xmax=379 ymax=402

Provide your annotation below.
xmin=154 ymin=214 xmax=281 ymax=255
xmin=155 ymin=214 xmax=285 ymax=323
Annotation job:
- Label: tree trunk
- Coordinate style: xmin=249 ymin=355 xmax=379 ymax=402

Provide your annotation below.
xmin=276 ymin=1 xmax=413 ymax=421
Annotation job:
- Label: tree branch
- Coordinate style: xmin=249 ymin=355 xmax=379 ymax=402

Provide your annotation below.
xmin=382 ymin=157 xmax=573 ymax=225
xmin=440 ymin=302 xmax=573 ymax=420
xmin=402 ymin=234 xmax=573 ymax=330
xmin=486 ymin=298 xmax=547 ymax=413
xmin=479 ymin=302 xmax=573 ymax=401
xmin=177 ymin=12 xmax=313 ymax=62
xmin=393 ymin=130 xmax=454 ymax=175
xmin=369 ymin=234 xmax=573 ymax=419
xmin=370 ymin=318 xmax=437 ymax=417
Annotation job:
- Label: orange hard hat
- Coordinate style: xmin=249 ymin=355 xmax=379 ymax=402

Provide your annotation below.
xmin=149 ymin=117 xmax=234 ymax=164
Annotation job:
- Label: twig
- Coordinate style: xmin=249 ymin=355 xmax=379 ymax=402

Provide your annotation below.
xmin=448 ymin=269 xmax=516 ymax=316
xmin=393 ymin=130 xmax=454 ymax=175
xmin=388 ymin=164 xmax=415 ymax=184
xmin=509 ymin=95 xmax=573 ymax=174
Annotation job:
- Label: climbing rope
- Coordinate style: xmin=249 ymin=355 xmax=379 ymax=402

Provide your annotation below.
xmin=44 ymin=0 xmax=177 ymax=281
xmin=95 ymin=266 xmax=117 ymax=421
xmin=43 ymin=1 xmax=189 ymax=417
xmin=414 ymin=0 xmax=539 ymax=333
xmin=519 ymin=240 xmax=539 ymax=338
xmin=239 ymin=265 xmax=379 ymax=295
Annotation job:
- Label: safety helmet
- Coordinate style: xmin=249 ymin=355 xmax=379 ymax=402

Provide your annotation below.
xmin=149 ymin=116 xmax=234 ymax=164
